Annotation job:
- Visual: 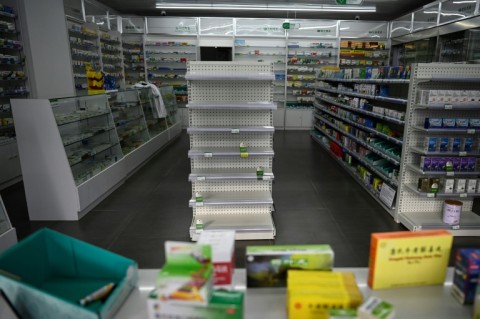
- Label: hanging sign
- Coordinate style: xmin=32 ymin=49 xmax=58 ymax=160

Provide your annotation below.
xmin=282 ymin=22 xmax=300 ymax=30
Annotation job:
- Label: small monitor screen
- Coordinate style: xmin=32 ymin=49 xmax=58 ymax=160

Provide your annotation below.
xmin=200 ymin=47 xmax=232 ymax=61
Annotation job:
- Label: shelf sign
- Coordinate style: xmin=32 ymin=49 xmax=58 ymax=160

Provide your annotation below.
xmin=317 ymin=29 xmax=333 ymax=34
xmin=196 ymin=176 xmax=206 ymax=181
xmin=240 ymin=152 xmax=249 ymax=158
xmin=282 ymin=22 xmax=300 ymax=30
xmin=379 ymin=183 xmax=396 ymax=208
xmin=336 ymin=0 xmax=363 ymax=4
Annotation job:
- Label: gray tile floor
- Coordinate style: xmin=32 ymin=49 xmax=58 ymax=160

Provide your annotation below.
xmin=2 ymin=130 xmax=479 ymax=268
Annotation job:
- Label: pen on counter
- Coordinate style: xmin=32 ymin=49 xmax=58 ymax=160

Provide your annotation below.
xmin=78 ymin=282 xmax=116 ymax=306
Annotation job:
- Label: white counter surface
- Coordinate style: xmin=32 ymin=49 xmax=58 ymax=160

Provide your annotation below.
xmin=115 ymin=268 xmax=473 ymax=319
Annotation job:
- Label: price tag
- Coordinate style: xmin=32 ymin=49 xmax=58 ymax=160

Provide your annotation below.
xmin=460 ymin=193 xmax=467 ymax=198
xmin=467 ymin=129 xmax=475 ymax=134
xmin=196 ymin=201 xmax=204 ymax=207
xmin=427 ymin=193 xmax=435 ymax=198
xmin=204 ymin=152 xmax=213 ymax=158
xmin=447 ymin=171 xmax=455 ymax=176
xmin=240 ymin=152 xmax=249 ymax=158
xmin=196 ymin=176 xmax=206 ymax=181
xmin=452 ymin=225 xmax=460 ymax=230
xmin=459 ymin=151 xmax=467 ymax=156
xmin=444 ymin=104 xmax=453 ymax=110
xmin=263 ymin=175 xmax=272 ymax=181
xmin=231 ymin=129 xmax=240 ymax=134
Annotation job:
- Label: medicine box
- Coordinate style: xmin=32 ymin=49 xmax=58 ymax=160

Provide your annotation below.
xmin=467 ymin=179 xmax=477 ymax=193
xmin=452 ymin=249 xmax=480 ymax=305
xmin=147 ymin=290 xmax=244 ymax=319
xmin=358 ymin=297 xmax=395 ymax=319
xmin=455 ymin=179 xmax=466 ymax=193
xmin=424 ymin=118 xmax=442 ymax=129
xmin=439 ymin=137 xmax=449 ymax=152
xmin=420 ymin=157 xmax=431 ymax=171
xmin=0 ymin=228 xmax=138 ymax=319
xmin=246 ymin=245 xmax=334 ymax=288
xmin=444 ymin=179 xmax=454 ymax=193
xmin=443 ymin=118 xmax=456 ymax=128
xmin=452 ymin=138 xmax=462 ymax=152
xmin=425 ymin=137 xmax=437 ymax=152
xmin=197 ymin=230 xmax=235 ymax=286
xmin=156 ymin=241 xmax=213 ymax=306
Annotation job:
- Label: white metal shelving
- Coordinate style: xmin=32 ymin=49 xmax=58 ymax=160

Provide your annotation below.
xmin=396 ymin=63 xmax=480 ymax=236
xmin=187 ymin=61 xmax=275 ymax=240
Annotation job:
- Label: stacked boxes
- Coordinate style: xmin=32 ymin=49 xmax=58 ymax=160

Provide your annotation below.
xmin=424 ymin=117 xmax=480 ymax=129
xmin=451 ymin=249 xmax=480 ymax=305
xmin=418 ymin=90 xmax=480 ymax=105
xmin=420 ymin=156 xmax=476 ymax=172
xmin=246 ymin=245 xmax=334 ymax=288
xmin=287 ymin=270 xmax=363 ymax=319
xmin=424 ymin=136 xmax=476 ymax=153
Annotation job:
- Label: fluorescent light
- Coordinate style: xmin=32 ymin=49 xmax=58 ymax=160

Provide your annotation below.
xmin=155 ymin=3 xmax=376 ymax=13
xmin=452 ymin=0 xmax=476 ymax=3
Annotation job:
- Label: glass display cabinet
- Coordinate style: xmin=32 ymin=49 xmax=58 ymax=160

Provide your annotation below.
xmin=439 ymin=28 xmax=480 ymax=63
xmin=138 ymin=87 xmax=168 ymax=137
xmin=0 ymin=194 xmax=17 ymax=252
xmin=391 ymin=38 xmax=437 ymax=66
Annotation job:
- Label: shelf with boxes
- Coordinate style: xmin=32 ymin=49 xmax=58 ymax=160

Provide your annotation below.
xmin=100 ymin=31 xmax=123 ymax=90
xmin=122 ymin=36 xmax=145 ymax=87
xmin=11 ymin=86 xmax=181 ymax=221
xmin=396 ymin=63 xmax=480 ymax=236
xmin=339 ymin=40 xmax=389 ymax=68
xmin=145 ymin=36 xmax=197 ymax=105
xmin=67 ymin=22 xmax=101 ymax=95
xmin=312 ymin=66 xmax=410 ymax=214
xmin=186 ymin=61 xmax=276 ymax=240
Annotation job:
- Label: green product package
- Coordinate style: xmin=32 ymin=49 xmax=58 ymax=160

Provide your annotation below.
xmin=246 ymin=245 xmax=334 ymax=288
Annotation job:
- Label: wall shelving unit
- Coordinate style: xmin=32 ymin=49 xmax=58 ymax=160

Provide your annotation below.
xmin=11 ymin=87 xmax=181 ymax=220
xmin=339 ymin=40 xmax=389 ymax=68
xmin=122 ymin=35 xmax=145 ymax=87
xmin=396 ymin=63 xmax=480 ymax=236
xmin=312 ymin=67 xmax=409 ymax=217
xmin=99 ymin=30 xmax=123 ymax=90
xmin=186 ymin=61 xmax=276 ymax=240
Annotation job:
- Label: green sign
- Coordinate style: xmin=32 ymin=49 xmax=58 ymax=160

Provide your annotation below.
xmin=282 ymin=22 xmax=290 ymax=29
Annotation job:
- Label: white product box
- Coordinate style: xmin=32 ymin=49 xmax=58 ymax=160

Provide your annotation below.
xmin=455 ymin=179 xmax=467 ymax=193
xmin=198 ymin=230 xmax=236 ymax=286
xmin=467 ymin=179 xmax=477 ymax=193
xmin=444 ymin=179 xmax=455 ymax=194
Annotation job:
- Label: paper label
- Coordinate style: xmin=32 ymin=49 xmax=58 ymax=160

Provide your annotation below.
xmin=452 ymin=225 xmax=460 ymax=230
xmin=459 ymin=152 xmax=467 ymax=157
xmin=240 ymin=152 xmax=249 ymax=158
xmin=263 ymin=175 xmax=271 ymax=181
xmin=427 ymin=193 xmax=435 ymax=198
xmin=467 ymin=129 xmax=475 ymax=134
xmin=447 ymin=172 xmax=455 ymax=176
xmin=460 ymin=193 xmax=467 ymax=198
xmin=196 ymin=201 xmax=204 ymax=207
xmin=231 ymin=129 xmax=240 ymax=134
xmin=444 ymin=104 xmax=453 ymax=110
xmin=204 ymin=152 xmax=213 ymax=158
xmin=196 ymin=176 xmax=206 ymax=181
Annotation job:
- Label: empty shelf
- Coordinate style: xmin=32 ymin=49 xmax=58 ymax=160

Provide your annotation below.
xmin=189 ymin=191 xmax=273 ymax=207
xmin=188 ymin=147 xmax=274 ymax=157
xmin=189 ymin=168 xmax=274 ymax=181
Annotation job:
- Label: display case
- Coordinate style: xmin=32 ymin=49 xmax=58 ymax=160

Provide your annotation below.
xmin=108 ymin=90 xmax=150 ymax=155
xmin=67 ymin=21 xmax=101 ymax=95
xmin=145 ymin=35 xmax=197 ymax=106
xmin=439 ymin=28 xmax=480 ymax=63
xmin=0 ymin=194 xmax=16 ymax=252
xmin=391 ymin=38 xmax=437 ymax=66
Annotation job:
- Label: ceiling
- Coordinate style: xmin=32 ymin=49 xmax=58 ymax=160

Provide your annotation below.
xmin=94 ymin=0 xmax=437 ymax=21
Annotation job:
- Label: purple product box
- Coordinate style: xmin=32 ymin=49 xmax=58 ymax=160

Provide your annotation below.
xmin=468 ymin=157 xmax=477 ymax=171
xmin=422 ymin=157 xmax=432 ymax=171
xmin=452 ymin=249 xmax=480 ymax=304
xmin=453 ymin=158 xmax=462 ymax=171
xmin=438 ymin=157 xmax=447 ymax=171
xmin=431 ymin=157 xmax=440 ymax=171
xmin=461 ymin=157 xmax=469 ymax=171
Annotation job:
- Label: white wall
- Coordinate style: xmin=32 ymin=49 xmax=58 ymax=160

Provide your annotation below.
xmin=17 ymin=0 xmax=75 ymax=98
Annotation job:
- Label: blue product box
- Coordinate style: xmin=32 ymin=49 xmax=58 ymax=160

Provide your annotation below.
xmin=453 ymin=157 xmax=462 ymax=171
xmin=425 ymin=118 xmax=443 ymax=129
xmin=421 ymin=157 xmax=431 ymax=171
xmin=366 ymin=67 xmax=373 ymax=79
xmin=456 ymin=119 xmax=469 ymax=128
xmin=430 ymin=157 xmax=440 ymax=171
xmin=463 ymin=137 xmax=474 ymax=152
xmin=379 ymin=85 xmax=389 ymax=97
xmin=452 ymin=138 xmax=462 ymax=152
xmin=426 ymin=137 xmax=437 ymax=152
xmin=461 ymin=157 xmax=470 ymax=171
xmin=470 ymin=119 xmax=480 ymax=128
xmin=0 ymin=228 xmax=138 ymax=319
xmin=443 ymin=118 xmax=456 ymax=128
xmin=452 ymin=249 xmax=480 ymax=304
xmin=468 ymin=157 xmax=477 ymax=171
xmin=364 ymin=118 xmax=374 ymax=128
xmin=439 ymin=137 xmax=449 ymax=152
xmin=438 ymin=157 xmax=447 ymax=171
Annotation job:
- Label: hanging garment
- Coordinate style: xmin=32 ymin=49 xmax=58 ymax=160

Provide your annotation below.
xmin=133 ymin=81 xmax=167 ymax=118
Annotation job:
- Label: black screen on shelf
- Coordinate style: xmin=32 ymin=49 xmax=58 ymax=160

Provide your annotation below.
xmin=200 ymin=47 xmax=232 ymax=61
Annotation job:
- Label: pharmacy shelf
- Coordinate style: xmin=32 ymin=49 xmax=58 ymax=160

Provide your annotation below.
xmin=315 ymin=104 xmax=403 ymax=145
xmin=315 ymin=96 xmax=405 ymax=125
xmin=189 ymin=191 xmax=273 ymax=207
xmin=185 ymin=73 xmax=275 ymax=81
xmin=416 ymin=77 xmax=480 ymax=83
xmin=187 ymin=102 xmax=277 ymax=110
xmin=188 ymin=147 xmax=274 ymax=158
xmin=414 ymin=103 xmax=480 ymax=110
xmin=315 ymin=86 xmax=408 ymax=105
xmin=313 ymin=116 xmax=400 ymax=165
xmin=318 ymin=78 xmax=409 ymax=84
xmin=189 ymin=168 xmax=274 ymax=181
xmin=406 ymin=164 xmax=480 ymax=176
xmin=404 ymin=184 xmax=480 ymax=199
xmin=398 ymin=211 xmax=480 ymax=235
xmin=190 ymin=213 xmax=275 ymax=240
xmin=409 ymin=146 xmax=480 ymax=157
xmin=412 ymin=126 xmax=480 ymax=134
xmin=313 ymin=123 xmax=398 ymax=187
xmin=187 ymin=126 xmax=274 ymax=134
xmin=311 ymin=133 xmax=395 ymax=215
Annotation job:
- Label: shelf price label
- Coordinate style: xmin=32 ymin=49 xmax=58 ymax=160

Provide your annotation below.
xmin=240 ymin=152 xmax=249 ymax=158
xmin=427 ymin=193 xmax=435 ymax=198
xmin=460 ymin=193 xmax=467 ymax=198
xmin=204 ymin=152 xmax=213 ymax=158
xmin=446 ymin=171 xmax=455 ymax=177
xmin=444 ymin=104 xmax=453 ymax=110
xmin=459 ymin=152 xmax=467 ymax=157
xmin=467 ymin=129 xmax=476 ymax=134
xmin=263 ymin=175 xmax=272 ymax=181
xmin=231 ymin=129 xmax=240 ymax=134
xmin=196 ymin=176 xmax=206 ymax=181
xmin=452 ymin=225 xmax=460 ymax=230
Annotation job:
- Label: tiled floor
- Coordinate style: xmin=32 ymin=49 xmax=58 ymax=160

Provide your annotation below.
xmin=2 ymin=130 xmax=479 ymax=268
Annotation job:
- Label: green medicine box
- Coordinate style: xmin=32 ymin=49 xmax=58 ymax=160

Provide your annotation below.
xmin=0 ymin=228 xmax=138 ymax=319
